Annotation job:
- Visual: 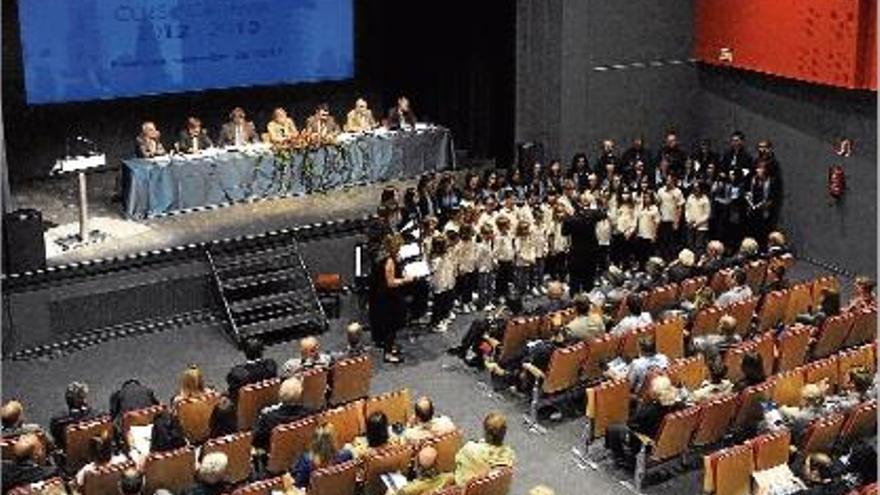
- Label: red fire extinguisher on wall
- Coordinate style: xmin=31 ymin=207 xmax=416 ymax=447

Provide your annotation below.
xmin=828 ymin=163 xmax=846 ymax=203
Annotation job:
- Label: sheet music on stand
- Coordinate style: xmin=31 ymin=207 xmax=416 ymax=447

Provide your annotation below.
xmin=399 ymin=242 xmax=421 ymax=260
xmin=403 ymin=260 xmax=430 ymax=279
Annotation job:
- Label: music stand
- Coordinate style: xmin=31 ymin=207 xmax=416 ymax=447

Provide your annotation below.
xmin=50 ymin=153 xmax=108 ymax=250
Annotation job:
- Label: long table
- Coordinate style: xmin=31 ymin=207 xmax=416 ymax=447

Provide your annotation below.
xmin=122 ymin=127 xmax=454 ymax=220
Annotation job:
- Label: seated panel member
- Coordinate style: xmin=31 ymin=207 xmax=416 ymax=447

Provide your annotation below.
xmin=344 ymin=98 xmax=378 ymax=133
xmin=135 ymin=121 xmax=167 ymax=158
xmin=304 ymin=103 xmax=341 ymax=138
xmin=218 ymin=107 xmax=257 ymax=147
xmin=387 ymin=95 xmax=417 ymax=131
xmin=176 ymin=116 xmax=213 ymax=153
xmin=266 ymin=107 xmax=298 ymax=145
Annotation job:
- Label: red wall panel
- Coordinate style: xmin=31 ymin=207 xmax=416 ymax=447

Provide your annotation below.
xmin=694 ymin=0 xmax=876 ymax=91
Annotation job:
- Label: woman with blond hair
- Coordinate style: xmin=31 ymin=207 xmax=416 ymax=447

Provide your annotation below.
xmin=291 ymin=423 xmax=353 ymax=488
xmin=172 ymin=365 xmax=214 ymax=408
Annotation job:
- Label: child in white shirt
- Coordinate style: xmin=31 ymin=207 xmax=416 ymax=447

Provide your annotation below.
xmin=494 ymin=215 xmax=515 ymax=301
xmin=457 ymin=225 xmax=478 ymax=312
xmin=475 ymin=224 xmax=497 ymax=311
xmin=636 ymin=191 xmax=662 ymax=267
xmin=514 ymin=220 xmax=537 ymax=296
xmin=429 ymin=235 xmax=456 ymax=332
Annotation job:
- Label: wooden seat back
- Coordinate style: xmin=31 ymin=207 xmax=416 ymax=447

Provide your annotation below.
xmin=666 ymin=355 xmax=708 ymax=391
xmin=650 ymin=406 xmax=701 ymax=462
xmin=143 ymin=447 xmax=196 ymax=494
xmin=692 ymin=307 xmax=723 ymax=337
xmin=813 ymin=313 xmax=856 ymax=359
xmin=301 ymin=366 xmax=330 ymax=410
xmin=804 ymin=355 xmax=840 ymax=388
xmin=838 ymin=400 xmax=877 ymax=447
xmin=800 ymin=413 xmax=845 ymax=453
xmin=784 ymin=283 xmax=814 ymax=325
xmin=654 ymin=316 xmax=685 ymax=359
xmin=498 ymin=317 xmax=540 ymax=364
xmin=82 ymin=460 xmax=136 ymax=495
xmin=691 ymin=394 xmax=737 ymax=447
xmin=757 ymin=289 xmax=790 ymax=331
xmin=812 ymin=276 xmax=840 ymax=310
xmin=420 ymin=429 xmax=464 ymax=473
xmin=329 ymin=355 xmax=373 ymax=406
xmin=583 ymin=333 xmax=620 ymax=380
xmin=679 ymin=276 xmax=707 ymax=301
xmin=724 ymin=332 xmax=774 ymax=383
xmin=362 ymin=443 xmax=415 ymax=495
xmin=585 ymin=379 xmax=630 ymax=439
xmin=644 ymin=284 xmax=679 ymax=314
xmin=65 ymin=416 xmax=113 ymax=471
xmin=267 ymin=417 xmax=317 ymax=474
xmin=202 ymin=431 xmax=253 ymax=483
xmin=231 ymin=477 xmax=284 ymax=495
xmin=619 ymin=325 xmax=653 ymax=361
xmin=121 ymin=404 xmax=166 ymax=440
xmin=705 ymin=444 xmax=753 ymax=495
xmin=364 ymin=389 xmax=411 ymax=428
xmin=176 ymin=391 xmax=221 ymax=444
xmin=463 ymin=466 xmax=513 ymax=495
xmin=320 ymin=399 xmax=366 ymax=445
xmin=744 ymin=260 xmax=768 ymax=292
xmin=772 ymin=369 xmax=806 ymax=407
xmin=838 ymin=344 xmax=876 ymax=387
xmin=237 ymin=378 xmax=282 ymax=430
xmin=724 ymin=297 xmax=760 ymax=336
xmin=733 ymin=380 xmax=776 ymax=428
xmin=710 ymin=269 xmax=734 ymax=294
xmin=776 ymin=325 xmax=812 ymax=372
xmin=542 ymin=343 xmax=588 ymax=394
xmin=309 ymin=459 xmax=360 ymax=495
xmin=844 ymin=308 xmax=878 ymax=348
xmin=7 ymin=477 xmax=67 ymax=495
xmin=747 ymin=429 xmax=791 ymax=471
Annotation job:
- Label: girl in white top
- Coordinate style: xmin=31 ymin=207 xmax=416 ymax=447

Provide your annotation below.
xmin=613 ymin=192 xmax=638 ymax=267
xmin=547 ymin=204 xmax=570 ymax=282
xmin=474 ymin=224 xmax=497 ymax=310
xmin=457 ymin=225 xmax=478 ymax=312
xmin=685 ymin=182 xmax=712 ymax=253
xmin=430 ymin=235 xmax=457 ymax=332
xmin=493 ymin=215 xmax=516 ymax=301
xmin=514 ymin=220 xmax=537 ymax=296
xmin=636 ymin=191 xmax=662 ymax=266
xmin=594 ymin=195 xmax=612 ymax=272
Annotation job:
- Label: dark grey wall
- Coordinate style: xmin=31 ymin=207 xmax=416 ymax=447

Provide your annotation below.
xmin=696 ymin=67 xmax=877 ymax=276
xmin=516 ymin=0 xmax=698 ymax=162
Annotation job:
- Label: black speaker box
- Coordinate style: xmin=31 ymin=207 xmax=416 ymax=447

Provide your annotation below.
xmin=3 ymin=208 xmax=46 ymax=274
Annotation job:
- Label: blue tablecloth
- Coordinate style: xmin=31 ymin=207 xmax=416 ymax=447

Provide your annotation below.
xmin=122 ymin=128 xmax=454 ymax=219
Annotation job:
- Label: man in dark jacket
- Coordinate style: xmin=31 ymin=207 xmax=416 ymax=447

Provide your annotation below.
xmin=110 ymin=379 xmax=159 ymax=422
xmin=226 ymin=338 xmax=278 ymax=402
xmin=49 ymin=382 xmax=101 ymax=450
xmin=562 ymin=194 xmax=605 ymax=296
xmin=252 ymin=377 xmax=309 ymax=450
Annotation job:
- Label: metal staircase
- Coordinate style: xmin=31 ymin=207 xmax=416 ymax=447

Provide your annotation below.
xmin=206 ymin=237 xmax=327 ymax=345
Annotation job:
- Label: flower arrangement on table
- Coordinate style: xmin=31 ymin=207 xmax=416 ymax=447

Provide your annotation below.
xmin=266 ymin=131 xmax=342 ymax=192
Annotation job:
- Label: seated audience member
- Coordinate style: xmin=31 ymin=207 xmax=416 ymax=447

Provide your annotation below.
xmin=304 ymin=103 xmax=341 ymax=138
xmin=1 ymin=434 xmax=57 ymax=492
xmin=118 ymin=468 xmax=145 ymax=495
xmin=208 ymin=396 xmax=238 ymax=440
xmin=845 ymin=440 xmax=878 ymax=487
xmin=796 ymin=452 xmax=850 ymax=495
xmin=797 ymin=288 xmax=840 ymax=327
xmin=762 ymin=263 xmax=790 ymax=293
xmin=447 ymin=296 xmax=526 ymax=369
xmin=780 ymin=382 xmax=829 ymax=441
xmin=253 ymin=377 xmax=309 ymax=450
xmin=605 ymin=375 xmax=684 ymax=466
xmin=184 ymin=452 xmax=230 ymax=495
xmin=733 ymin=237 xmax=761 ymax=264
xmin=149 ymin=410 xmax=187 ymax=453
xmin=291 ymin=423 xmax=354 ymax=488
xmin=565 ymin=294 xmax=605 ymax=341
xmin=698 ymin=240 xmax=729 ymax=275
xmin=226 ymin=338 xmax=278 ymax=401
xmin=75 ymin=431 xmax=129 ymax=487
xmin=691 ymin=361 xmax=734 ymax=403
xmin=534 ymin=281 xmax=567 ymax=314
xmin=387 ymin=95 xmax=417 ymax=131
xmin=666 ymin=249 xmax=697 ymax=283
xmin=109 ymin=379 xmax=160 ymax=424
xmin=332 ymin=322 xmax=367 ymax=359
xmin=680 ymin=285 xmax=715 ymax=315
xmin=218 ymin=107 xmax=257 ymax=147
xmin=1 ymin=400 xmax=41 ymax=438
xmin=845 ymin=276 xmax=876 ymax=311
xmin=735 ymin=350 xmax=767 ymax=392
xmin=715 ymin=268 xmax=753 ymax=308
xmin=266 ymin=107 xmax=298 ymax=145
xmin=135 ymin=121 xmax=167 ymax=158
xmin=348 ymin=411 xmax=400 ymax=458
xmin=625 ymin=337 xmax=670 ymax=393
xmin=692 ymin=315 xmax=741 ymax=357
xmin=49 ymin=381 xmax=101 ymax=450
xmin=403 ymin=397 xmax=456 ymax=442
xmin=610 ymin=295 xmax=653 ymax=336
xmin=454 ymin=412 xmax=515 ymax=486
xmin=176 ymin=116 xmax=213 ymax=153
xmin=172 ymin=366 xmax=215 ymax=409
xmin=395 ymin=446 xmax=454 ymax=495
xmin=344 ymin=98 xmax=378 ymax=133
xmin=764 ymin=231 xmax=790 ymax=258
xmin=491 ymin=322 xmax=574 ymax=393
xmin=281 ymin=336 xmax=331 ymax=378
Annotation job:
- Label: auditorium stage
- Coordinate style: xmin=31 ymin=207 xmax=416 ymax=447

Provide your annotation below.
xmin=10 ymin=168 xmax=422 ymax=267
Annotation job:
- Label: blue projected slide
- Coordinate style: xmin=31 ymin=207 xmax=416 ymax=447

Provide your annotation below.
xmin=17 ymin=0 xmax=353 ymax=104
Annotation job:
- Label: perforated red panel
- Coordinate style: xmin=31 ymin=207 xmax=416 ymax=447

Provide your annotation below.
xmin=694 ymin=0 xmax=876 ymax=91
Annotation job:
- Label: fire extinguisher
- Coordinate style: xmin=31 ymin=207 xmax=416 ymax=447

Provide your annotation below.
xmin=828 ymin=163 xmax=846 ymax=203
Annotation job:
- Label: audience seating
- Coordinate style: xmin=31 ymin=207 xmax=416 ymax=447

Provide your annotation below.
xmin=776 ymin=325 xmax=812 ymax=372
xmin=679 ymin=276 xmax=707 ymax=301
xmin=619 ymin=325 xmax=653 ymax=360
xmin=843 ymin=308 xmax=878 ymax=348
xmin=202 ymin=432 xmax=253 ymax=484
xmin=301 ymin=366 xmax=330 ymax=410
xmin=319 ymin=399 xmax=366 ymax=445
xmin=804 ymin=355 xmax=839 ymax=388
xmin=81 ymin=460 xmax=136 ymax=495
xmin=784 ymin=283 xmax=813 ymax=325
xmin=633 ymin=405 xmax=702 ymax=490
xmin=691 ymin=394 xmax=738 ymax=448
xmin=308 ymin=459 xmax=360 ymax=495
xmin=703 ymin=444 xmax=753 ymax=495
xmin=7 ymin=477 xmax=67 ymax=495
xmin=799 ymin=413 xmax=846 ymax=454
xmin=143 ymin=446 xmax=196 ymax=494
xmin=64 ymin=416 xmax=113 ymax=471
xmin=237 ymin=378 xmax=282 ymax=430
xmin=724 ymin=297 xmax=760 ymax=336
xmin=666 ymin=355 xmax=708 ymax=390
xmin=746 ymin=429 xmax=791 ymax=471
xmin=732 ymin=380 xmax=776 ymax=429
xmin=724 ymin=332 xmax=774 ymax=383
xmin=583 ymin=333 xmax=620 ymax=380
xmin=267 ymin=417 xmax=317 ymax=475
xmin=463 ymin=466 xmax=514 ymax=495
xmin=692 ymin=307 xmax=723 ymax=337
xmin=523 ymin=342 xmax=588 ymax=425
xmin=710 ymin=268 xmax=734 ymax=294
xmin=176 ymin=390 xmax=221 ymax=444
xmin=813 ymin=313 xmax=856 ymax=359
xmin=362 ymin=443 xmax=414 ymax=495
xmin=837 ymin=344 xmax=876 ymax=386
xmin=744 ymin=259 xmax=768 ymax=292
xmin=812 ymin=276 xmax=840 ymax=310
xmin=771 ymin=369 xmax=806 ymax=407
xmin=643 ymin=284 xmax=679 ymax=314
xmin=230 ymin=477 xmax=285 ymax=495
xmin=365 ymin=389 xmax=412 ymax=427
xmin=654 ymin=316 xmax=686 ymax=359
xmin=494 ymin=317 xmax=542 ymax=364
xmin=120 ymin=404 xmax=166 ymax=440
xmin=757 ymin=290 xmax=790 ymax=332
xmin=420 ymin=429 xmax=463 ymax=473
xmin=584 ymin=379 xmax=629 ymax=441
xmin=838 ymin=400 xmax=877 ymax=447
xmin=328 ymin=355 xmax=373 ymax=406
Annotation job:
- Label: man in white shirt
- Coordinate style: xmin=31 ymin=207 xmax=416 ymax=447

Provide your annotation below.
xmin=610 ymin=294 xmax=653 ymax=336
xmin=685 ymin=182 xmax=711 ymax=254
xmin=656 ymin=174 xmax=685 ymax=260
xmin=715 ymin=268 xmax=753 ymax=308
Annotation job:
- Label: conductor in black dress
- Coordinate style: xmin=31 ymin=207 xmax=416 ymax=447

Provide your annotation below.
xmin=369 ymin=234 xmax=416 ymax=364
xmin=562 ymin=193 xmax=606 ymax=296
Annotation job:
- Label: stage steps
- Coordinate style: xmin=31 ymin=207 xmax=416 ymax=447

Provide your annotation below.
xmin=206 ymin=238 xmax=327 ymax=345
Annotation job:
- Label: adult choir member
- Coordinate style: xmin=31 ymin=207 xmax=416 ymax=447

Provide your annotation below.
xmin=369 ymin=234 xmax=416 ymax=364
